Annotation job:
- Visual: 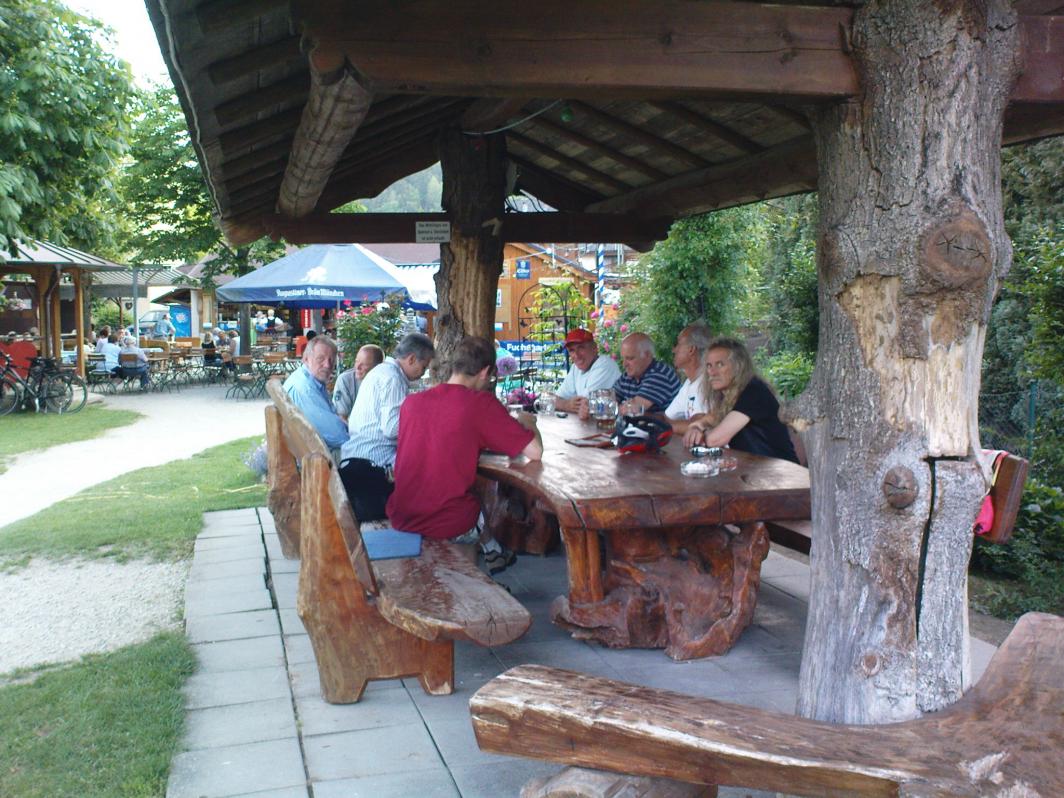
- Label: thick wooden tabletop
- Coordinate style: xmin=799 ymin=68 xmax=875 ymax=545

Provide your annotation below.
xmin=478 ymin=414 xmax=810 ymax=529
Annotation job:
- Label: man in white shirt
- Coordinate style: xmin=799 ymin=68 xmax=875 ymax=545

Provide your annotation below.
xmin=664 ymin=322 xmax=712 ymax=433
xmin=338 ymin=333 xmax=434 ymax=521
xmin=553 ymin=328 xmax=621 ymax=419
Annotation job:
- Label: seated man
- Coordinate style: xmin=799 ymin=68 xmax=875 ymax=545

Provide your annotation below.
xmin=613 ymin=332 xmax=681 ymax=416
xmin=387 ymin=336 xmax=542 ymax=573
xmin=338 ymin=332 xmax=434 ymax=522
xmin=119 ymin=336 xmax=151 ymax=389
xmin=98 ymin=333 xmax=122 ymax=376
xmin=332 ymin=343 xmax=384 ymax=421
xmin=282 ymin=335 xmax=349 ymax=455
xmin=664 ymin=322 xmax=712 ymax=434
xmin=554 ymin=328 xmax=621 ymax=419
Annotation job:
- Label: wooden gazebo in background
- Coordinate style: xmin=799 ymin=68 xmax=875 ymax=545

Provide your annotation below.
xmin=146 ymin=0 xmax=1063 ymax=756
xmin=0 ymin=240 xmax=128 ymax=376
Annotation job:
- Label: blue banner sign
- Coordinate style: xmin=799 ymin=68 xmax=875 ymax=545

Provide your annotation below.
xmin=515 ymin=259 xmax=531 ymax=279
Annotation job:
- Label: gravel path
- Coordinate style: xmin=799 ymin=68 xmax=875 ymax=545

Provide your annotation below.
xmin=0 ymin=386 xmax=267 ymax=676
xmin=0 ymin=558 xmax=190 ymax=674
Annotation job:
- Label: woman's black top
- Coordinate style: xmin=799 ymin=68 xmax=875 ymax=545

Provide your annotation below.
xmin=728 ymin=377 xmax=799 ymax=463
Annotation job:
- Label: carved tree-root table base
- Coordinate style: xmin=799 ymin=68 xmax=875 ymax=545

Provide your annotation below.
xmin=551 ymin=523 xmax=770 ymax=660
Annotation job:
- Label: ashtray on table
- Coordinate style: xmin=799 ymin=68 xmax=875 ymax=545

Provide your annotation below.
xmin=681 ymin=460 xmax=719 ymax=478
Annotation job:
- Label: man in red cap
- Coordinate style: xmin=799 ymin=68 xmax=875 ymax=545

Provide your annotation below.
xmin=553 ymin=328 xmax=621 ymax=419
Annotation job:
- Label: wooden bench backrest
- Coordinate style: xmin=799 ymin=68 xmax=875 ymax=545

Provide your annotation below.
xmin=266 ymin=377 xmax=332 ymax=463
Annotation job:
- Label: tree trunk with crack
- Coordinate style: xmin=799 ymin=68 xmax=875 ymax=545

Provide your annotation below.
xmin=434 ymin=128 xmax=507 ymax=374
xmin=789 ymin=0 xmax=1021 ymax=724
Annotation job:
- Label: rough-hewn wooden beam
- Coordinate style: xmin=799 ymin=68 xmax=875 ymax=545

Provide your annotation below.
xmin=295 ymin=0 xmax=856 ymax=100
xmin=569 ymin=102 xmax=712 ymax=169
xmin=1016 ymin=15 xmax=1064 ymax=103
xmin=507 ymin=131 xmax=632 ymax=195
xmin=222 ymin=139 xmax=293 ymax=180
xmin=648 ymin=101 xmax=763 ymax=155
xmin=197 ymin=0 xmax=288 ymax=35
xmin=277 ymin=65 xmax=374 ymax=217
xmin=1003 ymin=101 xmax=1064 ymax=143
xmin=530 ymin=116 xmax=668 ymax=181
xmin=214 ymin=73 xmax=310 ymax=127
xmin=509 ymin=156 xmax=605 ymax=213
xmin=260 ymin=212 xmax=669 ymax=244
xmin=586 ymin=138 xmax=817 ymax=219
xmin=460 ymin=98 xmax=528 ymax=132
xmin=207 ymin=36 xmax=303 ymax=85
xmin=219 ymin=107 xmax=303 ymax=156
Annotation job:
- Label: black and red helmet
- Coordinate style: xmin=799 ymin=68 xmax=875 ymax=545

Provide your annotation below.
xmin=612 ymin=415 xmax=673 ymax=453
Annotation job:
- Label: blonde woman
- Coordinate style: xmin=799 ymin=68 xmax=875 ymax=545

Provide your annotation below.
xmin=682 ymin=337 xmax=798 ymax=463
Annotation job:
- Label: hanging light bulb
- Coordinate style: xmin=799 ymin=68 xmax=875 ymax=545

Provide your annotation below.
xmin=559 ymin=102 xmax=574 ymax=123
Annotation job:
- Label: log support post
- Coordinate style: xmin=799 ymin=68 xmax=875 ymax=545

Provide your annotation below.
xmin=433 ymin=127 xmax=508 ymax=371
xmin=790 ymin=0 xmax=1021 ymax=723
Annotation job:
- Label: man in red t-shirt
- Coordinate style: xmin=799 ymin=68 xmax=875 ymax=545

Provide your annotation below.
xmin=387 ymin=336 xmax=542 ymax=571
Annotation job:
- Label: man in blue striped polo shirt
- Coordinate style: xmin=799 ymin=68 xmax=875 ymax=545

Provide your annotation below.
xmin=613 ymin=332 xmax=681 ymax=415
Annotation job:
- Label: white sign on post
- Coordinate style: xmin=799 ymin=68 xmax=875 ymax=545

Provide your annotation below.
xmin=415 ymin=221 xmax=451 ymax=243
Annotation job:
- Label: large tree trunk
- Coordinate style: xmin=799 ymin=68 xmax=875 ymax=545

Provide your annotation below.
xmin=434 ymin=127 xmax=507 ymax=373
xmin=790 ymin=0 xmax=1021 ymax=724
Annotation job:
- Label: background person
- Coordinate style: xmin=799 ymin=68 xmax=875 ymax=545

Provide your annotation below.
xmin=332 ymin=344 xmax=384 ymax=421
xmin=682 ymin=336 xmax=798 ymax=463
xmin=613 ymin=332 xmax=681 ymax=416
xmin=338 ymin=332 xmax=434 ymax=522
xmin=664 ymin=322 xmax=713 ymax=434
xmin=554 ymin=328 xmax=621 ymax=419
xmin=153 ymin=313 xmax=176 ymax=340
xmin=119 ymin=335 xmax=150 ymax=389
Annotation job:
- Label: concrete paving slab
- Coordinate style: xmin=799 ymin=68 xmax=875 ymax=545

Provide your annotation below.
xmin=182 ymin=697 xmax=299 ymax=750
xmin=313 ymin=769 xmax=459 ymax=798
xmin=493 ymin=637 xmax=620 ymax=676
xmin=186 ymin=610 xmax=282 ymax=644
xmin=424 ymin=718 xmax=499 ymax=768
xmin=185 ymin=587 xmax=273 ymax=618
xmin=197 ymin=523 xmax=264 ymax=540
xmin=270 ymin=572 xmax=298 ymax=609
xmin=192 ymin=635 xmax=286 ymax=673
xmin=264 ymin=535 xmax=285 ymax=561
xmin=449 ymin=759 xmax=560 ymax=798
xmin=296 ymin=687 xmax=422 ymax=737
xmin=302 ymin=723 xmax=444 ymax=781
xmin=195 ymin=536 xmax=267 ymax=555
xmin=189 ymin=557 xmax=268 ymax=583
xmin=226 ymin=788 xmax=308 ymax=798
xmin=191 ymin=546 xmax=269 ymax=566
xmin=166 ymin=737 xmax=305 ymax=798
xmin=187 ymin=572 xmax=267 ymax=598
xmin=282 ymin=633 xmax=317 ymax=665
xmin=268 ymin=557 xmax=300 ymax=575
xmin=205 ymin=508 xmax=263 ymax=523
xmin=278 ymin=608 xmax=306 ymax=636
xmin=184 ymin=665 xmax=292 ymax=710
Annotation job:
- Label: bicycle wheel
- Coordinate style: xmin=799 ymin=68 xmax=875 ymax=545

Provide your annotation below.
xmin=0 ymin=376 xmax=23 ymax=415
xmin=64 ymin=374 xmax=88 ymax=413
xmin=41 ymin=374 xmax=74 ymax=413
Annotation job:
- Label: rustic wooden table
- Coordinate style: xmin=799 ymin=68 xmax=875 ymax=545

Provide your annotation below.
xmin=478 ymin=414 xmax=810 ymax=659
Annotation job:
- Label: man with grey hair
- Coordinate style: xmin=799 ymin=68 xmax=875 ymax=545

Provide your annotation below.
xmin=664 ymin=322 xmax=712 ymax=433
xmin=282 ymin=334 xmax=349 ymax=453
xmin=613 ymin=331 xmax=681 ymax=415
xmin=339 ymin=332 xmax=434 ymax=521
xmin=332 ymin=343 xmax=385 ymax=421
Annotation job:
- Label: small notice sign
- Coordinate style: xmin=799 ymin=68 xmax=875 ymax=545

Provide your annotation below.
xmin=415 ymin=221 xmax=451 ymax=243
xmin=515 ymin=259 xmax=531 ymax=279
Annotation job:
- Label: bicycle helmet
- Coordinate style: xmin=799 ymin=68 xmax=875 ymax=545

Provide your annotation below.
xmin=612 ymin=415 xmax=673 ymax=454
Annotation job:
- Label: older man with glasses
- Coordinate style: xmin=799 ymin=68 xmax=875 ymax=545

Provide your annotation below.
xmin=553 ymin=328 xmax=621 ymax=420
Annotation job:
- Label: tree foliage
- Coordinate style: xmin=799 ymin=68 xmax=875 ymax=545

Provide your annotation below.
xmin=624 ymin=207 xmax=763 ymax=357
xmin=360 ymin=163 xmax=443 ymax=212
xmin=0 ymin=0 xmax=134 ymax=256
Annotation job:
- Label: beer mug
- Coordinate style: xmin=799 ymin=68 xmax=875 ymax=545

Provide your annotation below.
xmin=534 ymin=394 xmax=556 ymax=414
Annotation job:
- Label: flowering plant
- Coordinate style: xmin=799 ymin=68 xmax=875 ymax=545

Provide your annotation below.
xmin=334 ymin=292 xmax=405 ymax=368
xmin=506 ymin=386 xmax=537 ymax=407
xmin=496 ymin=355 xmax=518 ymax=377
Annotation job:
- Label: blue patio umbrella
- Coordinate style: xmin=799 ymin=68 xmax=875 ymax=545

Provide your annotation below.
xmin=216 ymin=244 xmax=410 ymax=308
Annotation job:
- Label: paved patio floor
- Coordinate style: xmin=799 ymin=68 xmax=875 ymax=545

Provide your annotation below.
xmin=167 ymin=508 xmax=998 ymax=798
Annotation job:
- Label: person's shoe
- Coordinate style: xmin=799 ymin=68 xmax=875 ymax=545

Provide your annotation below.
xmin=483 ymin=547 xmax=516 ymax=575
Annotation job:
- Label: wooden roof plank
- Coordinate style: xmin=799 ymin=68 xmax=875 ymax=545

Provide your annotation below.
xmin=529 ymin=115 xmax=669 ymax=181
xmin=214 ymin=73 xmax=310 ymax=127
xmin=648 ymin=101 xmax=764 ymax=156
xmin=207 ymin=35 xmax=303 ymax=85
xmin=510 ymin=156 xmax=605 ymax=213
xmin=197 ymin=0 xmax=289 ymax=35
xmin=507 ymin=131 xmax=632 ymax=195
xmin=569 ymin=101 xmax=712 ymax=169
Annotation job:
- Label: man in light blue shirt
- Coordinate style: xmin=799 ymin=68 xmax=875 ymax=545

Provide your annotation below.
xmin=282 ymin=335 xmax=348 ymax=453
xmin=338 ymin=332 xmax=434 ymax=521
xmin=153 ymin=313 xmax=176 ymax=339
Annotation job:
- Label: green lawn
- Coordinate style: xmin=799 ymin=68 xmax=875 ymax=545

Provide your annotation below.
xmin=0 ymin=405 xmax=141 ymax=475
xmin=0 ymin=632 xmax=196 ymax=798
xmin=0 ymin=435 xmax=267 ymax=564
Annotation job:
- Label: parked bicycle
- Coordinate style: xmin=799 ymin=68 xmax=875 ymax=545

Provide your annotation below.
xmin=0 ymin=352 xmax=88 ymax=415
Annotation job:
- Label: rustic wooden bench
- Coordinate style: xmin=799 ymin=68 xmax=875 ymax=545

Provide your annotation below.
xmin=471 ymin=611 xmax=1063 ymax=797
xmin=265 ymin=378 xmax=533 ymax=703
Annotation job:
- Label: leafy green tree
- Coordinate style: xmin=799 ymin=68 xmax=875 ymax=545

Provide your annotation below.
xmin=758 ymin=194 xmax=819 ymax=357
xmin=0 ymin=0 xmax=135 ymax=256
xmin=624 ymin=206 xmax=763 ymax=356
xmin=116 ymin=84 xmax=283 ymax=280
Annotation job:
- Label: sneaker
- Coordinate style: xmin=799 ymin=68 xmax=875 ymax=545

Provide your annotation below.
xmin=483 ymin=547 xmax=516 ymax=576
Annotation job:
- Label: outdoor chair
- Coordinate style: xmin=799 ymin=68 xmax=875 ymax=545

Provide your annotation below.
xmin=225 ymin=355 xmax=258 ymax=399
xmin=118 ymin=353 xmax=150 ymax=392
xmin=85 ymin=354 xmax=116 ymax=394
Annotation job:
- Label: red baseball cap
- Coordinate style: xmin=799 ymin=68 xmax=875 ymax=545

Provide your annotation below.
xmin=564 ymin=328 xmax=594 ymax=348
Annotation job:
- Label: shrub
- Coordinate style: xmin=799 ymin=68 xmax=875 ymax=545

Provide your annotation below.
xmin=758 ymin=350 xmax=814 ymax=400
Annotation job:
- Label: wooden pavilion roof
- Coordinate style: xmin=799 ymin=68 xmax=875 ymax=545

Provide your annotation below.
xmin=145 ymin=0 xmax=1063 ymax=248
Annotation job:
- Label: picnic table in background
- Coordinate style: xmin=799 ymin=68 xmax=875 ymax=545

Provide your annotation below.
xmin=478 ymin=413 xmax=810 ymax=660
